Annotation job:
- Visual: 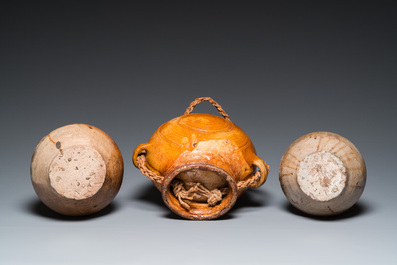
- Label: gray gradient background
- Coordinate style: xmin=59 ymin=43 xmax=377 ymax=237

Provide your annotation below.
xmin=1 ymin=1 xmax=396 ymax=264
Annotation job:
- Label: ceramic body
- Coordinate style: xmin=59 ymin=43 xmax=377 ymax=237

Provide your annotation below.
xmin=279 ymin=131 xmax=366 ymax=216
xmin=133 ymin=110 xmax=269 ymax=220
xmin=31 ymin=124 xmax=124 ymax=216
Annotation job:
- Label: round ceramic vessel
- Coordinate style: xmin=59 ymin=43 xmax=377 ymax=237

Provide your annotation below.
xmin=133 ymin=98 xmax=269 ymax=220
xmin=279 ymin=131 xmax=366 ymax=216
xmin=31 ymin=124 xmax=124 ymax=216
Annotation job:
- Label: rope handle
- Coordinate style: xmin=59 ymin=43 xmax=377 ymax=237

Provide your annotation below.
xmin=136 ymin=151 xmax=163 ymax=184
xmin=136 ymin=152 xmax=266 ymax=190
xmin=237 ymin=160 xmax=270 ymax=190
xmin=184 ymin=97 xmax=230 ymax=120
xmin=237 ymin=171 xmax=262 ymax=190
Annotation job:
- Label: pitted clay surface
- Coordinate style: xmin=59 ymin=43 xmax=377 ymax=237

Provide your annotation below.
xmin=297 ymin=151 xmax=347 ymax=201
xmin=49 ymin=146 xmax=106 ymax=200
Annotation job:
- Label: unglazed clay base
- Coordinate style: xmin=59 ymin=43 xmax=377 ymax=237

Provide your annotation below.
xmin=297 ymin=151 xmax=347 ymax=202
xmin=31 ymin=124 xmax=124 ymax=216
xmin=279 ymin=131 xmax=366 ymax=216
xmin=49 ymin=146 xmax=106 ymax=200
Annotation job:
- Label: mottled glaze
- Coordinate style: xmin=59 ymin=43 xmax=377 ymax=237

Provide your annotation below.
xmin=133 ymin=112 xmax=269 ymax=220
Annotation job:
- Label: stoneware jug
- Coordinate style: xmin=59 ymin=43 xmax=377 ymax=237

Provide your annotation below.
xmin=31 ymin=124 xmax=124 ymax=216
xmin=133 ymin=97 xmax=269 ymax=220
xmin=279 ymin=131 xmax=366 ymax=216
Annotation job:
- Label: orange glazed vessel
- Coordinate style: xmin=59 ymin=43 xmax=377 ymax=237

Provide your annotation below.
xmin=133 ymin=97 xmax=269 ymax=220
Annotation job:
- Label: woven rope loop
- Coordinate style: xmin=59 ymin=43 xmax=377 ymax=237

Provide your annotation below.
xmin=237 ymin=171 xmax=262 ymax=190
xmin=171 ymin=179 xmax=228 ymax=210
xmin=184 ymin=97 xmax=230 ymax=120
xmin=136 ymin=151 xmax=163 ymax=184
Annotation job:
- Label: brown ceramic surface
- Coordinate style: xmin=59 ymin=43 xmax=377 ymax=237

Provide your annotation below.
xmin=31 ymin=124 xmax=124 ymax=216
xmin=133 ymin=98 xmax=269 ymax=220
xmin=279 ymin=131 xmax=366 ymax=216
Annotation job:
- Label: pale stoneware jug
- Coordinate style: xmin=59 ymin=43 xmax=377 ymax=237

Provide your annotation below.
xmin=133 ymin=97 xmax=269 ymax=220
xmin=31 ymin=124 xmax=124 ymax=216
xmin=279 ymin=131 xmax=366 ymax=216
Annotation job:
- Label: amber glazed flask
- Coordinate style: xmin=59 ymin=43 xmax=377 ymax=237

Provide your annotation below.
xmin=133 ymin=97 xmax=269 ymax=220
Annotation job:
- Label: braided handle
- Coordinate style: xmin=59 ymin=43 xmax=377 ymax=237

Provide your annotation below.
xmin=136 ymin=151 xmax=163 ymax=184
xmin=184 ymin=97 xmax=230 ymax=120
xmin=237 ymin=171 xmax=262 ymax=190
xmin=237 ymin=159 xmax=270 ymax=190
